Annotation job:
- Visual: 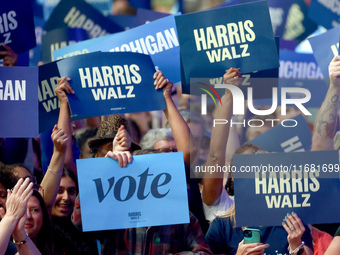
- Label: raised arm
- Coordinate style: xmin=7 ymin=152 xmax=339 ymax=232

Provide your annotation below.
xmin=153 ymin=71 xmax=196 ymax=164
xmin=312 ymin=56 xmax=340 ymax=151
xmin=55 ymin=77 xmax=77 ymax=174
xmin=40 ymin=125 xmax=68 ymax=214
xmin=202 ymin=68 xmax=241 ymax=206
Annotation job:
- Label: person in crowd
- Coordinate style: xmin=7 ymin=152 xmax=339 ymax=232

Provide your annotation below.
xmin=57 ymin=70 xmax=211 ymax=253
xmin=75 ymin=127 xmax=98 ymax=159
xmin=201 ymin=68 xmax=313 ymax=255
xmin=50 ymin=168 xmax=99 ymax=255
xmin=8 ymin=164 xmax=33 ymax=182
xmin=71 ymin=148 xmax=213 ymax=255
xmin=0 ymin=177 xmax=41 ymax=255
xmin=308 ymin=225 xmax=333 ymax=255
xmin=201 ymin=68 xmax=241 ymax=221
xmin=312 ymin=55 xmax=340 ymax=152
xmin=324 ymin=226 xmax=340 ymax=255
xmin=310 ymin=55 xmax=340 ymax=236
xmin=48 ymin=78 xmax=100 ymax=255
xmin=140 ymin=128 xmax=176 ymax=152
xmin=2 ymin=124 xmax=68 ymax=254
xmin=206 ymin=206 xmax=313 ymax=255
xmin=88 ymin=115 xmax=141 ymax=160
xmin=25 ymin=190 xmax=53 ymax=255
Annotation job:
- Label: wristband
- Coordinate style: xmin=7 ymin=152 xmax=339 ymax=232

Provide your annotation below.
xmin=289 ymin=242 xmax=304 ymax=255
xmin=48 ymin=167 xmax=62 ymax=174
xmin=13 ymin=232 xmax=29 ymax=245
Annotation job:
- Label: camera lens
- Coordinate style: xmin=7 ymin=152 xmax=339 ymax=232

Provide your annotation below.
xmin=244 ymin=230 xmax=252 ymax=238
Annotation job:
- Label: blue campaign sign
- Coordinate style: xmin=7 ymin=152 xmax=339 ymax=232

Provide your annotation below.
xmin=135 ymin=8 xmax=170 ymax=26
xmin=175 ymin=1 xmax=279 ymax=94
xmin=85 ymin=0 xmax=112 ymax=16
xmin=52 ymin=34 xmax=112 ymax=60
xmin=279 ymin=49 xmax=327 ymax=108
xmin=0 ymin=67 xmax=38 ymax=137
xmin=194 ymin=37 xmax=280 ymax=99
xmin=57 ymin=52 xmax=166 ymax=116
xmin=233 ymin=150 xmax=340 ymax=227
xmin=41 ymin=0 xmax=112 ymax=22
xmin=77 ymin=152 xmax=189 ymax=231
xmin=43 ymin=0 xmax=124 ymax=38
xmin=108 ymin=15 xmax=136 ymax=30
xmin=309 ymin=0 xmax=340 ymax=29
xmin=282 ymin=0 xmax=318 ymax=42
xmin=29 ymin=16 xmax=44 ymax=67
xmin=41 ymin=27 xmax=89 ymax=63
xmin=89 ymin=14 xmax=181 ymax=83
xmin=38 ymin=61 xmax=61 ymax=133
xmin=1 ymin=0 xmax=36 ymax=53
xmin=248 ymin=114 xmax=312 ymax=153
xmin=279 ymin=38 xmax=298 ymax=51
xmin=268 ymin=0 xmax=293 ymax=37
xmin=38 ymin=60 xmax=93 ymax=133
xmin=309 ymin=26 xmax=340 ymax=79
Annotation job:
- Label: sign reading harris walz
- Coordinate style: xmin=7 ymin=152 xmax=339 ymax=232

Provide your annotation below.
xmin=1 ymin=0 xmax=36 ymax=53
xmin=175 ymin=0 xmax=279 ymax=93
xmin=233 ymin=150 xmax=340 ymax=227
xmin=77 ymin=152 xmax=189 ymax=231
xmin=56 ymin=52 xmax=166 ymax=117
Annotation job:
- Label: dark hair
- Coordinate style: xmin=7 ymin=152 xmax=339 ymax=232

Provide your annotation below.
xmin=7 ymin=163 xmax=33 ymax=181
xmin=62 ymin=168 xmax=78 ymax=194
xmin=76 ymin=127 xmax=98 ymax=158
xmin=0 ymin=162 xmax=18 ymax=189
xmin=7 ymin=163 xmax=30 ymax=171
xmin=31 ymin=190 xmax=53 ymax=255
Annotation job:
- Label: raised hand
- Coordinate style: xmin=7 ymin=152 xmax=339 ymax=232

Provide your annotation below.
xmin=51 ymin=125 xmax=69 ymax=153
xmin=105 ymin=150 xmax=132 ymax=167
xmin=0 ymin=44 xmax=18 ymax=66
xmin=153 ymin=70 xmax=174 ymax=99
xmin=112 ymin=125 xmax=132 ymax=152
xmin=56 ymin=77 xmax=75 ymax=104
xmin=236 ymin=240 xmax=269 ymax=255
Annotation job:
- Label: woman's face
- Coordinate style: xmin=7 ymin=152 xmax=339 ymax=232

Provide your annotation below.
xmin=25 ymin=196 xmax=43 ymax=240
xmin=51 ymin=176 xmax=77 ymax=217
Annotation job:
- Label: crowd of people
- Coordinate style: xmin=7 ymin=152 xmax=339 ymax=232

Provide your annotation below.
xmin=2 ymin=0 xmax=340 ymax=255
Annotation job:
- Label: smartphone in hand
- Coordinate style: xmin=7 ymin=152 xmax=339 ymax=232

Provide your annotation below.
xmin=243 ymin=228 xmax=262 ymax=244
